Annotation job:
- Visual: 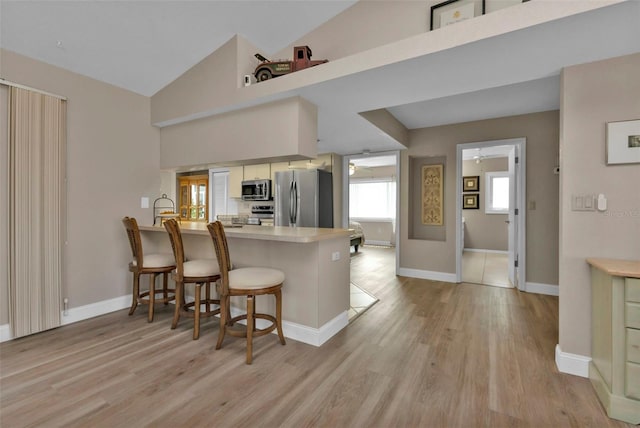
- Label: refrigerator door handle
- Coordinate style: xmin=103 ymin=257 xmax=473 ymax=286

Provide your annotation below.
xmin=292 ymin=181 xmax=298 ymax=225
xmin=289 ymin=181 xmax=294 ymax=224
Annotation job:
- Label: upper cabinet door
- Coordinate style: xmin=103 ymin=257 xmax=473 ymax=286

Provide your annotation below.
xmin=243 ymin=164 xmax=270 ymax=180
xmin=228 ymin=166 xmax=243 ymax=199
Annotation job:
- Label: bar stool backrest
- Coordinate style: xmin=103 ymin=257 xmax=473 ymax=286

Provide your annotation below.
xmin=207 ymin=221 xmax=231 ymax=296
xmin=163 ymin=219 xmax=185 ymax=282
xmin=122 ymin=216 xmax=144 ymax=270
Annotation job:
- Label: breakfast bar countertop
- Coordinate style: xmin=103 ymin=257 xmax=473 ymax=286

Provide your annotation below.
xmin=138 ymin=223 xmax=350 ymax=244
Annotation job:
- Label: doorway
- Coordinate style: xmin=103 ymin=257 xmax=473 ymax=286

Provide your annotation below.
xmin=342 ymin=151 xmax=400 ymax=317
xmin=456 ymin=139 xmax=526 ymax=290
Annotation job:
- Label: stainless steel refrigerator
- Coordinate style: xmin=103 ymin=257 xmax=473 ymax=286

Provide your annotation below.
xmin=275 ymin=169 xmax=333 ymax=228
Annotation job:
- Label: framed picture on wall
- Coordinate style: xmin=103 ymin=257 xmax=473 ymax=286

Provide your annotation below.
xmin=430 ymin=0 xmax=485 ymax=31
xmin=462 ymin=175 xmax=479 ymax=192
xmin=462 ymin=193 xmax=479 ymax=209
xmin=606 ymin=119 xmax=640 ymax=164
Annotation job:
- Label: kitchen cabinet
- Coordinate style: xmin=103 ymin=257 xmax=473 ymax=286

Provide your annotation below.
xmin=178 ymin=175 xmax=208 ymax=221
xmin=243 ymin=163 xmax=270 ymax=180
xmin=587 ymin=258 xmax=640 ymax=424
xmin=228 ymin=166 xmax=243 ymax=199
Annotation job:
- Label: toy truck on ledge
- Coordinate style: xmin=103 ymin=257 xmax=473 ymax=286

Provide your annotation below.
xmin=253 ymin=45 xmax=328 ymax=82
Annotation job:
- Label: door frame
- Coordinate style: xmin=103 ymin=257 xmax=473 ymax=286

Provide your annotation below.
xmin=342 ymin=150 xmax=400 ymax=275
xmin=455 ymin=138 xmax=526 ymax=289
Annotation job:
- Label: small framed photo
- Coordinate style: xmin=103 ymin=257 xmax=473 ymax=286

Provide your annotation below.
xmin=606 ymin=119 xmax=640 ymax=165
xmin=430 ymin=0 xmax=485 ymax=31
xmin=462 ymin=175 xmax=479 ymax=192
xmin=463 ymin=193 xmax=479 ymax=209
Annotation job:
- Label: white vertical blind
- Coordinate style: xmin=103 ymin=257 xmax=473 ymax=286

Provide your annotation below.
xmin=8 ymin=87 xmax=65 ymax=337
xmin=211 ymin=171 xmax=238 ymax=221
xmin=349 ymin=179 xmax=396 ymax=220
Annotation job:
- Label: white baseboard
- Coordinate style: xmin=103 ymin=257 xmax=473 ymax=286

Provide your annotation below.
xmin=284 ymin=312 xmax=349 ymax=347
xmin=1 ymin=296 xmax=131 ymax=342
xmin=61 ymin=295 xmax=130 ymax=326
xmin=555 ymin=344 xmax=590 ymax=378
xmin=363 ymin=240 xmax=392 ymax=247
xmin=398 ymin=267 xmax=456 ymax=283
xmin=0 ymin=323 xmax=13 ymax=342
xmin=463 ymin=248 xmax=508 ymax=254
xmin=525 ymin=282 xmax=559 ymax=296
xmin=229 ymin=307 xmax=349 ymax=347
xmin=4 ymin=296 xmax=348 ymax=347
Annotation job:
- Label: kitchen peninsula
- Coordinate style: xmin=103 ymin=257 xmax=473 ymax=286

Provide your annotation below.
xmin=139 ymin=223 xmax=351 ymax=346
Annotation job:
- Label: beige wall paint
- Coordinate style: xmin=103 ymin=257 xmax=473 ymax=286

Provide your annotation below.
xmin=151 ymin=35 xmax=243 ymax=125
xmin=559 ymin=53 xmax=640 ymax=357
xmin=0 ymin=49 xmax=162 ymax=310
xmin=358 ymin=221 xmax=395 ymax=246
xmin=0 ymin=86 xmax=8 ymax=325
xmin=274 ymin=0 xmax=525 ymax=63
xmin=462 ymin=157 xmax=508 ymax=251
xmin=400 ymin=110 xmax=559 ymax=286
xmin=159 ymin=96 xmax=318 ymax=169
xmin=332 ymin=154 xmax=344 ymax=228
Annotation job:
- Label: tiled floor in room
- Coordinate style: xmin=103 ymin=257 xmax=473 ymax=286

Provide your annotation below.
xmin=348 ymin=282 xmax=378 ymax=320
xmin=462 ymin=250 xmax=513 ymax=288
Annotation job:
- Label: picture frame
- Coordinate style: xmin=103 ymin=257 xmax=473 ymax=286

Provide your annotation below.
xmin=463 ymin=193 xmax=479 ymax=209
xmin=606 ymin=119 xmax=640 ymax=165
xmin=421 ymin=164 xmax=444 ymax=225
xmin=430 ymin=0 xmax=485 ymax=31
xmin=462 ymin=175 xmax=479 ymax=192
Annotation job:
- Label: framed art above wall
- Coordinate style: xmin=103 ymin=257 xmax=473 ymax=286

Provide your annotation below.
xmin=430 ymin=0 xmax=485 ymax=31
xmin=606 ymin=119 xmax=640 ymax=164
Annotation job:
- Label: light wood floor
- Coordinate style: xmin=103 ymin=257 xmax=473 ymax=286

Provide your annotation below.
xmin=1 ymin=246 xmax=631 ymax=427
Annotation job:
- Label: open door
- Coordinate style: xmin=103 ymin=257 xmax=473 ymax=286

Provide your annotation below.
xmin=456 ymin=138 xmax=525 ymax=288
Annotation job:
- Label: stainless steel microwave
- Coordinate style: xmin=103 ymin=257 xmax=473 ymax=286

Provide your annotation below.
xmin=241 ymin=179 xmax=271 ymax=201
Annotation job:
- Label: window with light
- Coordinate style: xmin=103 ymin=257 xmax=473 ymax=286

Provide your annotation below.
xmin=485 ymin=171 xmax=509 ymax=214
xmin=349 ymin=178 xmax=396 ymax=220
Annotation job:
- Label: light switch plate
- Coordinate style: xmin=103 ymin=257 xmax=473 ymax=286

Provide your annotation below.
xmin=572 ymin=194 xmax=595 ymax=211
xmin=141 ymin=197 xmax=149 ymax=209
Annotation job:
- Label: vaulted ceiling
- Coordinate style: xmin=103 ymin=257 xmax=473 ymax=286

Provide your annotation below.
xmin=2 ymin=1 xmax=638 ymax=156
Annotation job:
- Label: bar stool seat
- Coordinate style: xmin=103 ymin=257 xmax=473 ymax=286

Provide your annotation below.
xmin=207 ymin=221 xmax=286 ymax=364
xmin=164 ymin=219 xmax=221 ymax=340
xmin=122 ymin=216 xmax=176 ymax=323
xmin=228 ymin=268 xmax=285 ymax=289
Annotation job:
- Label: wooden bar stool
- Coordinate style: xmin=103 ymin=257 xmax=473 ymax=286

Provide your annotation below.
xmin=122 ymin=216 xmax=176 ymax=322
xmin=163 ymin=219 xmax=220 ymax=340
xmin=207 ymin=221 xmax=286 ymax=364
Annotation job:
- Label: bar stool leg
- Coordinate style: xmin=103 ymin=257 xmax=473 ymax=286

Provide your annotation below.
xmin=246 ymin=295 xmax=254 ymax=364
xmin=216 ymin=295 xmax=228 ymax=349
xmin=129 ymin=272 xmax=140 ymax=315
xmin=148 ymin=273 xmax=157 ymax=323
xmin=172 ymin=282 xmax=183 ymax=329
xmin=275 ymin=289 xmax=286 ymax=345
xmin=194 ymin=283 xmax=202 ymax=340
xmin=162 ymin=272 xmax=169 ymax=305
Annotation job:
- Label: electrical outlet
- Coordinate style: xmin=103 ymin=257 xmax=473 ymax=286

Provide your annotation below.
xmin=331 ymin=251 xmax=340 ymax=261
